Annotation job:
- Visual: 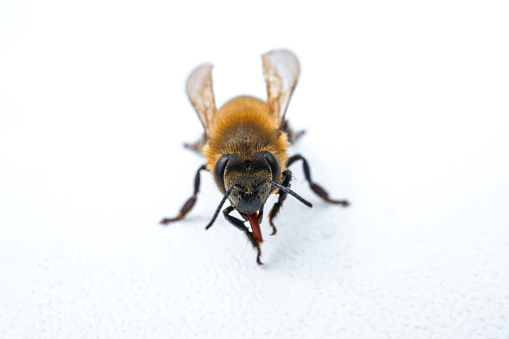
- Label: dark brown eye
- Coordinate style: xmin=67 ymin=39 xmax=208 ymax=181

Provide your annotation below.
xmin=255 ymin=151 xmax=280 ymax=183
xmin=214 ymin=154 xmax=239 ymax=193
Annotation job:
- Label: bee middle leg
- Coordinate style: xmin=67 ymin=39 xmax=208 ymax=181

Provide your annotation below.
xmin=268 ymin=169 xmax=293 ymax=235
xmin=223 ymin=205 xmax=263 ymax=265
xmin=160 ymin=164 xmax=207 ymax=225
xmin=283 ymin=120 xmax=305 ymax=145
xmin=287 ymin=154 xmax=349 ymax=206
xmin=183 ymin=134 xmax=206 ymax=154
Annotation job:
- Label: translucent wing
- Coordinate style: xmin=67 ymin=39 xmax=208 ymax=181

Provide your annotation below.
xmin=262 ymin=49 xmax=300 ymax=129
xmin=186 ymin=63 xmax=217 ymax=137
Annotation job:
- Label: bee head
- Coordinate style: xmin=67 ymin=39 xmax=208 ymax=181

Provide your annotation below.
xmin=214 ymin=152 xmax=280 ymax=214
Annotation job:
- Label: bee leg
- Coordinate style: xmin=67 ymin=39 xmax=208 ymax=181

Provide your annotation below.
xmin=183 ymin=134 xmax=206 ymax=155
xmin=287 ymin=154 xmax=349 ymax=206
xmin=223 ymin=206 xmax=263 ymax=265
xmin=160 ymin=164 xmax=207 ymax=225
xmin=283 ymin=120 xmax=305 ymax=144
xmin=268 ymin=169 xmax=292 ymax=235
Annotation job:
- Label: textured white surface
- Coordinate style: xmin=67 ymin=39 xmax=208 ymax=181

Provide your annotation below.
xmin=1 ymin=0 xmax=509 ymax=338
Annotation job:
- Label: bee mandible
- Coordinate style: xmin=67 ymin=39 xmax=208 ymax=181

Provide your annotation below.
xmin=161 ymin=49 xmax=349 ymax=265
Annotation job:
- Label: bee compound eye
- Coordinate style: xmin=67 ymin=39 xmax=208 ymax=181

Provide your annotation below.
xmin=257 ymin=151 xmax=281 ymax=184
xmin=213 ymin=154 xmax=239 ymax=193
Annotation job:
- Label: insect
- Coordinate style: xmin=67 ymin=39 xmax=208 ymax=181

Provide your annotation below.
xmin=160 ymin=49 xmax=349 ymax=265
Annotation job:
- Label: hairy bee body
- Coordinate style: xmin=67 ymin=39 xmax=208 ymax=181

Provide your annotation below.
xmin=203 ymin=96 xmax=290 ymax=188
xmin=161 ymin=50 xmax=349 ymax=265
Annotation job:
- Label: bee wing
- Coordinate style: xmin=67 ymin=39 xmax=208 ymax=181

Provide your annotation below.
xmin=186 ymin=63 xmax=217 ymax=136
xmin=262 ymin=49 xmax=300 ymax=129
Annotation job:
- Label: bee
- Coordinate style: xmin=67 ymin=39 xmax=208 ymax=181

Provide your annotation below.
xmin=161 ymin=49 xmax=349 ymax=265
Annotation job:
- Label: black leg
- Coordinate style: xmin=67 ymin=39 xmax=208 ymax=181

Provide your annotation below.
xmin=183 ymin=134 xmax=206 ymax=155
xmin=282 ymin=120 xmax=305 ymax=145
xmin=268 ymin=169 xmax=293 ymax=234
xmin=223 ymin=206 xmax=263 ymax=265
xmin=160 ymin=164 xmax=207 ymax=225
xmin=287 ymin=154 xmax=349 ymax=206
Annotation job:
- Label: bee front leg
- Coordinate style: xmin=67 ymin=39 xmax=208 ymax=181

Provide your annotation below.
xmin=223 ymin=206 xmax=263 ymax=265
xmin=268 ymin=169 xmax=292 ymax=234
xmin=160 ymin=164 xmax=207 ymax=225
xmin=287 ymin=154 xmax=349 ymax=206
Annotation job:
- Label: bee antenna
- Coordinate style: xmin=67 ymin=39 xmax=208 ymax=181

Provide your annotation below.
xmin=205 ymin=185 xmax=234 ymax=230
xmin=269 ymin=180 xmax=313 ymax=208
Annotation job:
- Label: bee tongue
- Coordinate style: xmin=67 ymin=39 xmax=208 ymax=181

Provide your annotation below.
xmin=247 ymin=213 xmax=263 ymax=244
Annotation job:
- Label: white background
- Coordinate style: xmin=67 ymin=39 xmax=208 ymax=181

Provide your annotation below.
xmin=1 ymin=0 xmax=508 ymax=338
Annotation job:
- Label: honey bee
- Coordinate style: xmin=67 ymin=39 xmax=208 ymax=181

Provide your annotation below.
xmin=161 ymin=49 xmax=349 ymax=265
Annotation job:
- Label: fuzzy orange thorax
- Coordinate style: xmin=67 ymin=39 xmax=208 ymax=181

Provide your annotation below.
xmin=202 ymin=96 xmax=289 ymax=192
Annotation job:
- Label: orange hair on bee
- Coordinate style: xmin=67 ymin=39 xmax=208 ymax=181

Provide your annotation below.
xmin=202 ymin=96 xmax=290 ymax=189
